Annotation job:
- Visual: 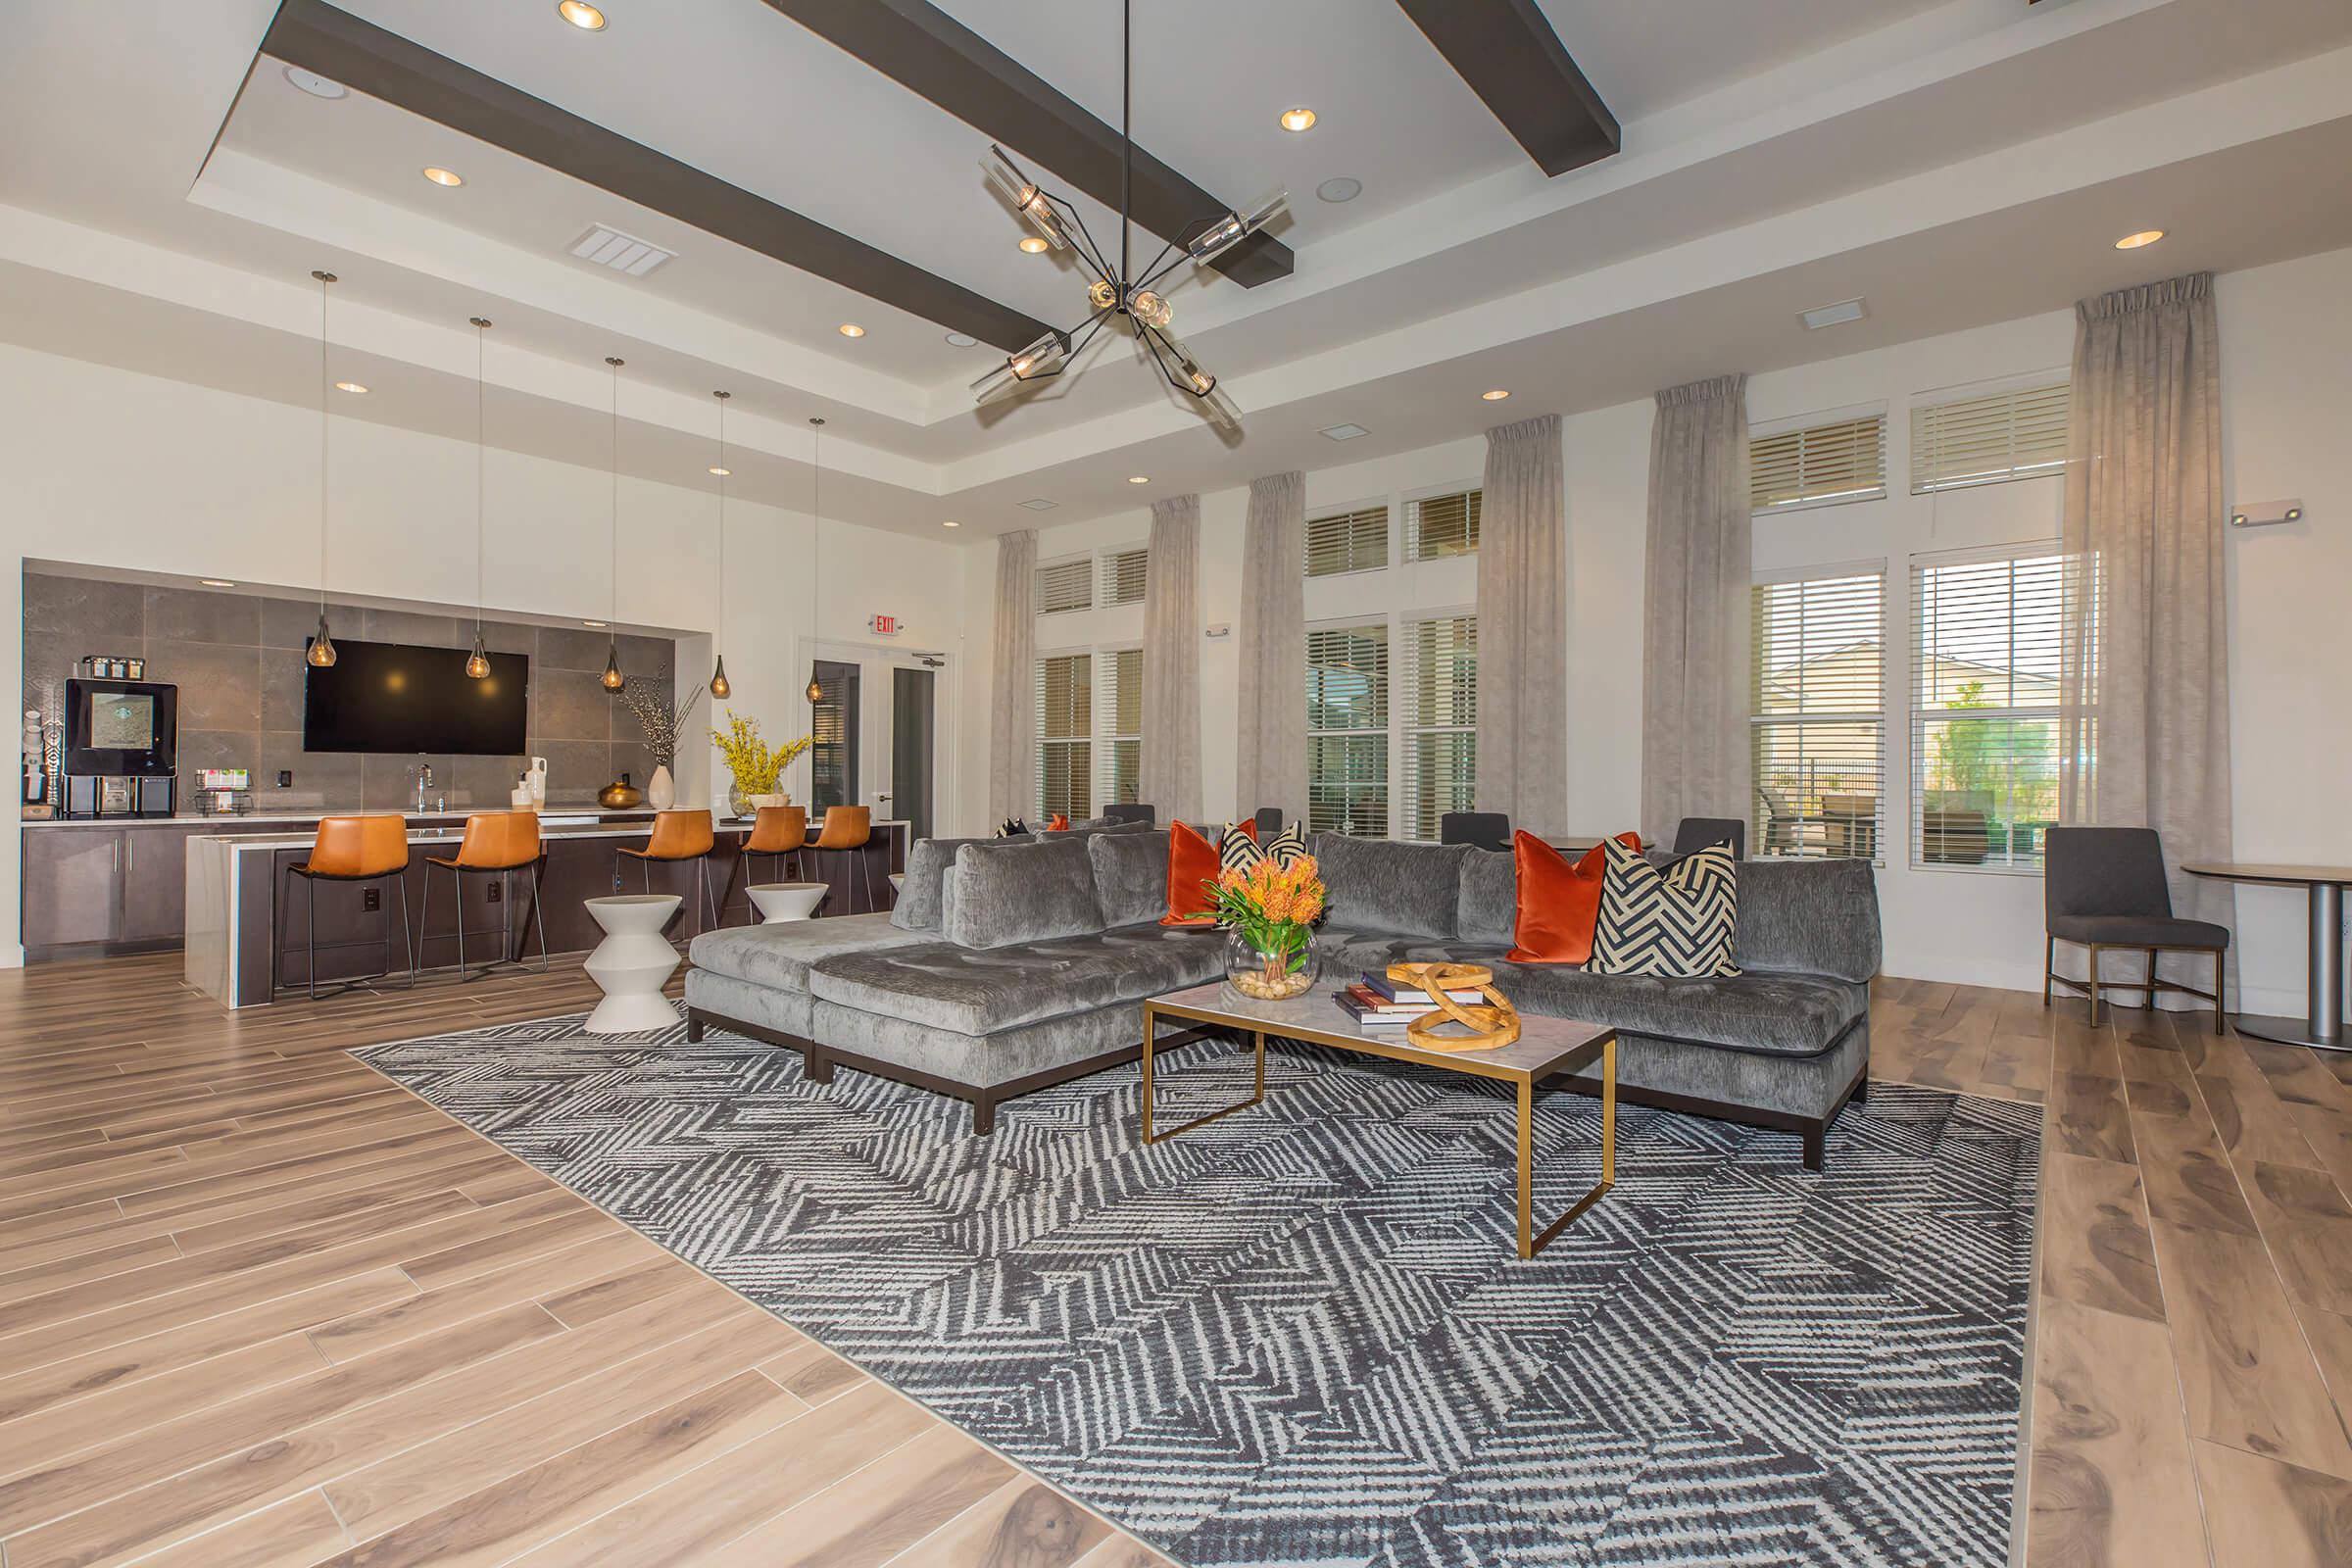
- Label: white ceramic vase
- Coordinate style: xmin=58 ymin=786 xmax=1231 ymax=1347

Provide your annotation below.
xmin=646 ymin=764 xmax=676 ymax=810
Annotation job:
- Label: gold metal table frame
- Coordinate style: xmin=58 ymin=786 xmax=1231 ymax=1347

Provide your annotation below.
xmin=1140 ymin=992 xmax=1617 ymax=1258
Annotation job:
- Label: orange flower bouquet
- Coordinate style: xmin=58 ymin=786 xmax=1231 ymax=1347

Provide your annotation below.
xmin=1204 ymin=853 xmax=1327 ymax=1002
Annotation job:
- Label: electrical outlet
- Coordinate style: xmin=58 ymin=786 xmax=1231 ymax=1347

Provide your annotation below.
xmin=277 ymin=770 xmax=292 ymax=788
xmin=486 ymin=880 xmax=501 ymax=904
xmin=362 ymin=887 xmax=380 ymax=912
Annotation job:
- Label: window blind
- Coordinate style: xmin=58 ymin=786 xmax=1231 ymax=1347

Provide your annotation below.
xmin=1305 ymin=506 xmax=1389 ymax=577
xmin=1911 ymin=381 xmax=2070 ymax=494
xmin=1036 ymin=652 xmax=1092 ymax=819
xmin=1305 ymin=622 xmax=1389 ymax=837
xmin=1102 ymin=547 xmax=1149 ymax=606
xmin=1405 ymin=489 xmax=1481 ymax=563
xmin=1910 ymin=551 xmax=2064 ymax=870
xmin=1099 ymin=647 xmax=1142 ymax=807
xmin=1751 ymin=414 xmax=1887 ymax=513
xmin=1035 ymin=557 xmax=1094 ymax=615
xmin=1401 ymin=614 xmax=1477 ymax=842
xmin=1750 ymin=570 xmax=1885 ymax=860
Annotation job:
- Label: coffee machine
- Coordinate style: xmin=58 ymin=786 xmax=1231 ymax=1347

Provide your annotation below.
xmin=61 ymin=677 xmax=178 ymax=818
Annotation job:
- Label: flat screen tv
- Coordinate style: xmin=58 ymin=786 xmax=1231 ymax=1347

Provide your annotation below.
xmin=302 ymin=638 xmax=530 ymax=756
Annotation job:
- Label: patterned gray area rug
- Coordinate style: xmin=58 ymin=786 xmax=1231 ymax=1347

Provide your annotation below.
xmin=359 ymin=1015 xmax=2038 ymax=1567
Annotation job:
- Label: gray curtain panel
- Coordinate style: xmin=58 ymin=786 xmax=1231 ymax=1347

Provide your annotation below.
xmin=2059 ymin=272 xmax=2234 ymax=1000
xmin=987 ymin=529 xmax=1037 ymax=824
xmin=1476 ymin=415 xmax=1569 ymax=837
xmin=1641 ymin=372 xmax=1753 ymax=846
xmin=1235 ymin=471 xmax=1307 ymax=825
xmin=1141 ymin=494 xmax=1202 ymax=822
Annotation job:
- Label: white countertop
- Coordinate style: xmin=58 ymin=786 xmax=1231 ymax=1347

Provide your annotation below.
xmin=28 ymin=809 xmax=907 ymax=833
xmin=202 ymin=816 xmax=910 ymax=852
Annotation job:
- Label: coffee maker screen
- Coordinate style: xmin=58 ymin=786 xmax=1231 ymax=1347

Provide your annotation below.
xmin=87 ymin=692 xmax=156 ymax=751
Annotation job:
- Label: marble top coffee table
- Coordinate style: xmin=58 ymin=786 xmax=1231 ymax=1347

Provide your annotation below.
xmin=1142 ymin=982 xmax=1617 ymax=1258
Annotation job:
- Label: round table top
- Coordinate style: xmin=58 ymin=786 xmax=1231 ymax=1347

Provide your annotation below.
xmin=2183 ymin=862 xmax=2352 ymax=886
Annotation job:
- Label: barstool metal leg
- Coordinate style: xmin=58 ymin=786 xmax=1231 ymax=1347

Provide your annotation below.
xmin=455 ymin=869 xmax=466 ymax=982
xmin=531 ymin=859 xmax=550 ymax=971
xmin=396 ymin=873 xmax=416 ymax=988
xmin=418 ymin=867 xmax=433 ymax=986
xmin=306 ymin=873 xmax=318 ymax=1002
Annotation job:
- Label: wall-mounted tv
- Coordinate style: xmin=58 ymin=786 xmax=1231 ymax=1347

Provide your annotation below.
xmin=302 ymin=638 xmax=529 ymax=756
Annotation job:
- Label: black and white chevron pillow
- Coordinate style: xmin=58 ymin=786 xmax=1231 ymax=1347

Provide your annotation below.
xmin=994 ymin=817 xmax=1029 ymax=839
xmin=1589 ymin=838 xmax=1740 ymax=977
xmin=1219 ymin=821 xmax=1308 ymax=876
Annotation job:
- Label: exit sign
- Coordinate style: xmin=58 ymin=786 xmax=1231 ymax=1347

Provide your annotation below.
xmin=869 ymin=614 xmax=901 ymax=636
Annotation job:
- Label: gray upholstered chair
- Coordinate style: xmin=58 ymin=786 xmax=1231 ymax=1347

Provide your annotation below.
xmin=1102 ymin=803 xmax=1156 ymax=825
xmin=1440 ymin=811 xmax=1511 ymax=852
xmin=2043 ymin=826 xmax=2227 ymax=1030
xmin=1672 ymin=817 xmax=1747 ymax=860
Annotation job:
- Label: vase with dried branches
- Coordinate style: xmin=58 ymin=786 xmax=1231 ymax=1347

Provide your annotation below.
xmin=619 ymin=662 xmax=703 ymax=810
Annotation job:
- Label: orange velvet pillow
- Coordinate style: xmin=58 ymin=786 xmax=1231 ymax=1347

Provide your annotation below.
xmin=1507 ymin=829 xmax=1642 ymax=964
xmin=1047 ymin=813 xmax=1070 ymax=832
xmin=1161 ymin=820 xmax=1254 ymax=926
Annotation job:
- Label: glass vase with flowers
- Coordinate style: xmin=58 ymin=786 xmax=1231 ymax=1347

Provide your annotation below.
xmin=1205 ymin=852 xmax=1327 ymax=1002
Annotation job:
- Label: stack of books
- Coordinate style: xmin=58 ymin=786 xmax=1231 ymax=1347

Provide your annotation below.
xmin=1335 ymin=970 xmax=1484 ymax=1030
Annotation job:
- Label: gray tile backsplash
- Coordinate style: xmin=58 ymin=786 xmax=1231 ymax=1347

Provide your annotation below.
xmin=23 ymin=570 xmax=681 ymax=810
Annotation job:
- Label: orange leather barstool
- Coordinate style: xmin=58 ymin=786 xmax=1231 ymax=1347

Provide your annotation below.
xmin=616 ymin=808 xmax=717 ymax=935
xmin=803 ymin=805 xmax=877 ymax=914
xmin=716 ymin=806 xmax=808 ymax=926
xmin=278 ymin=814 xmax=414 ymax=1000
xmin=421 ymin=810 xmax=547 ymax=980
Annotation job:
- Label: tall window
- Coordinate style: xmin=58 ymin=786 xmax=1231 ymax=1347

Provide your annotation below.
xmin=1036 ymin=653 xmax=1091 ymax=819
xmin=1911 ymin=380 xmax=2069 ymax=494
xmin=1401 ymin=614 xmax=1477 ymax=841
xmin=1750 ymin=411 xmax=1887 ymax=513
xmin=1305 ymin=505 xmax=1389 ymax=577
xmin=1305 ymin=622 xmax=1388 ymax=836
xmin=1099 ymin=647 xmax=1142 ymax=807
xmin=1405 ymin=488 xmax=1481 ymax=563
xmin=1035 ymin=557 xmax=1094 ymax=615
xmin=1750 ymin=569 xmax=1886 ymax=858
xmin=1102 ymin=548 xmax=1149 ymax=607
xmin=1910 ymin=551 xmax=2063 ymax=870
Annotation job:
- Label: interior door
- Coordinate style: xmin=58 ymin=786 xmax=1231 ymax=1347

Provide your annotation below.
xmin=890 ymin=667 xmax=935 ymax=842
xmin=805 ymin=641 xmax=951 ymax=839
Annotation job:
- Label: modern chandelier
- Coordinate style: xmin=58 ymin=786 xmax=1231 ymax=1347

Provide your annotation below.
xmin=970 ymin=0 xmax=1283 ymax=418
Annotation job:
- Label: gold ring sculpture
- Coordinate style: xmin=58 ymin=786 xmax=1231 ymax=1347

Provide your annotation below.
xmin=1386 ymin=962 xmax=1521 ymax=1052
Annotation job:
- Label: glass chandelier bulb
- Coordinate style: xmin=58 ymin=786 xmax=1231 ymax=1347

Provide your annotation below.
xmin=601 ymin=645 xmax=625 ymax=692
xmin=1089 ymin=278 xmax=1118 ymax=312
xmin=465 ymin=631 xmax=491 ymax=680
xmin=307 ymin=615 xmax=337 ymax=668
xmin=709 ymin=655 xmax=730 ymax=700
xmin=1132 ymin=289 xmax=1171 ymax=328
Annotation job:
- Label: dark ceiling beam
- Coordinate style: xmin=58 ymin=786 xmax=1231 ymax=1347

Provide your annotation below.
xmin=1394 ymin=0 xmax=1618 ymax=177
xmin=755 ymin=0 xmax=1293 ymax=289
xmin=259 ymin=0 xmax=1051 ymax=353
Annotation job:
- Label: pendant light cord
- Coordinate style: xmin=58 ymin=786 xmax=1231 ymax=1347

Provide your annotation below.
xmin=714 ymin=391 xmax=729 ymax=652
xmin=472 ymin=318 xmax=488 ymax=637
xmin=1119 ymin=0 xmax=1131 ymax=283
xmin=608 ymin=359 xmax=621 ymax=627
xmin=315 ymin=271 xmax=331 ymax=612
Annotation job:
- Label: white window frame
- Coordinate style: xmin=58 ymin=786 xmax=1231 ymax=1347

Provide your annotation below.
xmin=1909 ymin=371 xmax=2071 ymax=496
xmin=1035 ymin=647 xmax=1093 ymax=820
xmin=1034 ymin=554 xmax=1095 ymax=616
xmin=1305 ymin=616 xmax=1391 ymax=839
xmin=1398 ymin=608 xmax=1479 ymax=843
xmin=1402 ymin=482 xmax=1483 ymax=564
xmin=1749 ymin=402 xmax=1889 ymax=515
xmin=1101 ymin=547 xmax=1149 ymax=607
xmin=1098 ymin=643 xmax=1144 ymax=808
xmin=1304 ymin=500 xmax=1392 ymax=579
xmin=1749 ymin=561 xmax=1887 ymax=864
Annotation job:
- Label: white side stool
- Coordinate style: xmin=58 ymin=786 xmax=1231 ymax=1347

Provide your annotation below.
xmin=747 ymin=882 xmax=827 ymax=923
xmin=582 ymin=894 xmax=682 ymax=1033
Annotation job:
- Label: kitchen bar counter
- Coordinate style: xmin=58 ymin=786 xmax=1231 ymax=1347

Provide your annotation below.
xmin=181 ymin=814 xmax=908 ymax=1007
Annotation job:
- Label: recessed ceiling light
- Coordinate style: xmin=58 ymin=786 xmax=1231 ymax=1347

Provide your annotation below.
xmin=1319 ymin=421 xmax=1369 ymax=441
xmin=1799 ymin=297 xmax=1868 ymax=330
xmin=1018 ymin=498 xmax=1058 ymax=512
xmin=1127 ymin=475 xmax=1150 ymax=484
xmin=2115 ymin=228 xmax=2166 ymax=250
xmin=942 ymin=519 xmax=961 ymax=528
xmin=945 ymin=331 xmax=978 ymax=347
xmin=557 ymin=1 xmax=608 ymax=28
xmin=421 ymin=167 xmax=465 ymax=187
xmin=1280 ymin=107 xmax=1317 ymax=132
xmin=708 ymin=466 xmax=731 ymax=476
xmin=333 ymin=380 xmax=368 ymax=394
xmin=1481 ymin=389 xmax=1510 ymax=402
xmin=837 ymin=322 xmax=865 ymax=338
xmin=1018 ymin=236 xmax=1051 ymax=255
xmin=199 ymin=579 xmax=237 ymax=588
xmin=283 ymin=66 xmax=347 ymax=100
xmin=1315 ymin=176 xmax=1362 ymax=204
xmin=582 ymin=618 xmax=609 ymax=628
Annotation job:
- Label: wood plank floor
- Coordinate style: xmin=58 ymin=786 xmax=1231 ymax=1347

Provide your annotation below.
xmin=0 ymin=952 xmax=1172 ymax=1568
xmin=5 ymin=954 xmax=2351 ymax=1564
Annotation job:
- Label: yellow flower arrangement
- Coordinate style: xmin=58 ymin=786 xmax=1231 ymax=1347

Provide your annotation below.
xmin=710 ymin=711 xmax=812 ymax=796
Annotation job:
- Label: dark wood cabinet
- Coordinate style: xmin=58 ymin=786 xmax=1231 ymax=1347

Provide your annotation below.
xmin=121 ymin=825 xmax=195 ymax=942
xmin=22 ymin=828 xmax=123 ymax=950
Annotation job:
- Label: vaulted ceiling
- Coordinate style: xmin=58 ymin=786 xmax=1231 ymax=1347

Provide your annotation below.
xmin=2 ymin=0 xmax=2350 ymax=537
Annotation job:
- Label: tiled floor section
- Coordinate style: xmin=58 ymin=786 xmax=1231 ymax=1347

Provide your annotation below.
xmin=1 ymin=954 xmax=2348 ymax=1563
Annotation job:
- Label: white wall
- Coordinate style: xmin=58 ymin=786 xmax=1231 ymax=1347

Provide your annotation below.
xmin=964 ymin=245 xmax=2352 ymax=1008
xmin=0 ymin=342 xmax=968 ymax=966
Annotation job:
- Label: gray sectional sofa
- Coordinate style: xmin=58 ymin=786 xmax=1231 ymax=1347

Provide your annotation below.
xmin=684 ymin=826 xmax=1882 ymax=1165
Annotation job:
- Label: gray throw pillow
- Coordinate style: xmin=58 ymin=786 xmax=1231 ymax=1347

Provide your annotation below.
xmin=1310 ymin=833 xmax=1471 ymax=938
xmin=892 ymin=836 xmax=1006 ymax=931
xmin=1090 ymin=828 xmax=1172 ymax=927
xmin=1455 ymin=848 xmax=1517 ymax=947
xmin=944 ymin=835 xmax=1105 ymax=949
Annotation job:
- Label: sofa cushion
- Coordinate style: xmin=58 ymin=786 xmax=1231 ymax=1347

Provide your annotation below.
xmin=892 ymin=836 xmax=1013 ymax=931
xmin=1090 ymin=828 xmax=1172 ymax=928
xmin=1494 ymin=961 xmax=1864 ymax=1057
xmin=1316 ymin=927 xmax=1513 ymax=976
xmin=689 ymin=911 xmax=928 ymax=993
xmin=943 ymin=835 xmax=1103 ymax=950
xmin=1732 ymin=858 xmax=1883 ymax=983
xmin=808 ymin=925 xmax=1223 ymax=1035
xmin=1455 ymin=849 xmax=1516 ymax=948
xmin=1311 ymin=833 xmax=1470 ymax=938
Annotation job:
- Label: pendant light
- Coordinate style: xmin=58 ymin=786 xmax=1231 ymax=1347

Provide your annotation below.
xmin=805 ymin=416 xmax=825 ymax=704
xmin=708 ymin=390 xmax=732 ymax=700
xmin=464 ymin=317 xmax=494 ymax=679
xmin=600 ymin=357 xmax=626 ymax=692
xmin=306 ymin=270 xmax=339 ymax=668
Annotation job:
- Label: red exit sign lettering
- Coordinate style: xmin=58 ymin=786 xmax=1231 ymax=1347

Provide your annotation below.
xmin=869 ymin=614 xmax=901 ymax=636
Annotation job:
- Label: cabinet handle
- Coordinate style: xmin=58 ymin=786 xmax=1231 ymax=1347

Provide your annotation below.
xmin=123 ymin=837 xmax=133 ymax=873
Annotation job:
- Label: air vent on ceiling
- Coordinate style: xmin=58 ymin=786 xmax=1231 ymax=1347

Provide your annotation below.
xmin=1019 ymin=498 xmax=1059 ymax=512
xmin=1320 ymin=422 xmax=1370 ymax=441
xmin=568 ymin=223 xmax=676 ymax=277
